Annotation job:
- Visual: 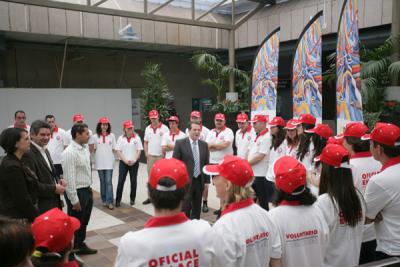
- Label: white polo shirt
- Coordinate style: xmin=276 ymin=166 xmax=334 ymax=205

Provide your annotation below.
xmin=364 ymin=156 xmax=400 ymax=256
xmin=247 ymin=129 xmax=271 ymax=177
xmin=266 ymin=140 xmax=288 ymax=182
xmin=144 ymin=123 xmax=169 ymax=156
xmin=93 ymin=133 xmax=116 ymax=170
xmin=206 ymin=127 xmax=234 ymax=164
xmin=161 ymin=130 xmax=186 ymax=159
xmin=297 ymin=142 xmax=315 ymax=170
xmin=115 ymin=212 xmax=212 ymax=267
xmin=235 ymin=125 xmax=255 ymax=159
xmin=269 ymin=204 xmax=329 ymax=267
xmin=185 ymin=125 xmax=210 ymax=141
xmin=65 ymin=128 xmax=95 ymax=146
xmin=47 ymin=127 xmax=68 ymax=165
xmin=115 ymin=134 xmax=143 ymax=162
xmin=206 ymin=198 xmax=281 ymax=267
xmin=315 ymin=192 xmax=365 ymax=267
xmin=8 ymin=123 xmax=30 ymax=132
xmin=350 ymin=152 xmax=381 ymax=242
xmin=286 ymin=142 xmax=299 ymax=159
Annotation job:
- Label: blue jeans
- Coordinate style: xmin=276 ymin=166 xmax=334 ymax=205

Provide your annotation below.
xmin=98 ymin=169 xmax=114 ymax=204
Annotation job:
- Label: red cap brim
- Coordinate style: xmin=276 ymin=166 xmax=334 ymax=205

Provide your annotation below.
xmin=304 ymin=129 xmax=316 ymax=134
xmin=202 ymin=165 xmax=220 ymax=176
xmin=335 ymin=134 xmax=344 ymax=139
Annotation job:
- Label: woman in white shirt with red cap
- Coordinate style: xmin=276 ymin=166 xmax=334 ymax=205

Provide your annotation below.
xmin=285 ymin=119 xmax=300 ymax=158
xmin=93 ymin=117 xmax=116 ymax=210
xmin=314 ymin=144 xmax=365 ymax=267
xmin=293 ymin=114 xmax=316 ymax=170
xmin=269 ymin=156 xmax=329 ymax=267
xmin=266 ymin=116 xmax=287 ymax=183
xmin=115 ymin=120 xmax=143 ymax=207
xmin=116 ymin=158 xmax=212 ymax=267
xmin=203 ymin=155 xmax=282 ymax=267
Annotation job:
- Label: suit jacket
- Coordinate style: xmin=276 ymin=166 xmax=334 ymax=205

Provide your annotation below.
xmin=0 ymin=154 xmax=39 ymax=222
xmin=22 ymin=144 xmax=61 ymax=213
xmin=173 ymin=137 xmax=209 ymax=180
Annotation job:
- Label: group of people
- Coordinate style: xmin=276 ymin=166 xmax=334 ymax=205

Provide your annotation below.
xmin=0 ymin=108 xmax=399 ymax=267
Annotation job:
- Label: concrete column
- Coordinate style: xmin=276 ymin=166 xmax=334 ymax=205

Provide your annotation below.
xmin=228 ymin=29 xmax=235 ymax=93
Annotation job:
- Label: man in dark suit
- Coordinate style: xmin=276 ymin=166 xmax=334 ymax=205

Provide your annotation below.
xmin=23 ymin=120 xmax=65 ymax=214
xmin=173 ymin=121 xmax=209 ymax=219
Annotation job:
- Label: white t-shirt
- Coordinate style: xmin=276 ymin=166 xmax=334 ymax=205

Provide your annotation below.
xmin=235 ymin=126 xmax=256 ymax=159
xmin=286 ymin=142 xmax=299 ymax=159
xmin=8 ymin=124 xmax=30 ymax=132
xmin=269 ymin=204 xmax=329 ymax=267
xmin=65 ymin=128 xmax=95 ymax=146
xmin=350 ymin=152 xmax=381 ymax=242
xmin=247 ymin=130 xmax=271 ymax=177
xmin=115 ymin=134 xmax=143 ymax=162
xmin=93 ymin=133 xmax=116 ymax=170
xmin=315 ymin=192 xmax=365 ymax=267
xmin=206 ymin=127 xmax=234 ymax=164
xmin=185 ymin=125 xmax=210 ymax=141
xmin=266 ymin=139 xmax=288 ymax=182
xmin=206 ymin=199 xmax=281 ymax=267
xmin=364 ymin=158 xmax=400 ymax=256
xmin=161 ymin=130 xmax=186 ymax=159
xmin=116 ymin=213 xmax=212 ymax=267
xmin=144 ymin=123 xmax=169 ymax=156
xmin=47 ymin=127 xmax=68 ymax=165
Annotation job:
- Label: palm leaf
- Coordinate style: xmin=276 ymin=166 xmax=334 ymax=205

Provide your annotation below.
xmin=361 ymin=58 xmax=390 ymax=78
xmin=388 ymin=61 xmax=400 ymax=80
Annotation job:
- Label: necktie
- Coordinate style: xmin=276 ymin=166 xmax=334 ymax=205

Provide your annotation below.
xmin=192 ymin=141 xmax=201 ymax=177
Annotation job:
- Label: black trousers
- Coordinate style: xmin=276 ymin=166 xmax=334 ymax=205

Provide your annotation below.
xmin=182 ymin=176 xmax=204 ymax=220
xmin=54 ymin=164 xmax=63 ymax=177
xmin=116 ymin=161 xmax=139 ymax=203
xmin=252 ymin=177 xmax=275 ymax=211
xmin=359 ymin=240 xmax=377 ymax=264
xmin=65 ymin=187 xmax=93 ymax=246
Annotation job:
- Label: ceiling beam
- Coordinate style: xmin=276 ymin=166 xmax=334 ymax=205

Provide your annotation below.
xmin=233 ymin=1 xmax=266 ymax=30
xmin=92 ymin=0 xmax=109 ymax=7
xmin=196 ymin=0 xmax=227 ymax=21
xmin=5 ymin=0 xmax=233 ymax=30
xmin=149 ymin=0 xmax=176 ymax=14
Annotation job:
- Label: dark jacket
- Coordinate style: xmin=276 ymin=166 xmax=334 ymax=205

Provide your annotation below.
xmin=173 ymin=137 xmax=209 ymax=180
xmin=0 ymin=154 xmax=39 ymax=222
xmin=22 ymin=144 xmax=61 ymax=213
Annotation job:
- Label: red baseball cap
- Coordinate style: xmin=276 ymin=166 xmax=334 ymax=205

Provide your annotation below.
xmin=203 ymin=155 xmax=254 ymax=187
xmin=342 ymin=122 xmax=368 ymax=138
xmin=31 ymin=208 xmax=80 ymax=253
xmin=274 ymin=156 xmax=307 ymax=195
xmin=314 ymin=144 xmax=350 ymax=168
xmin=327 ymin=136 xmax=344 ymax=145
xmin=362 ymin=122 xmax=400 ymax=146
xmin=269 ymin=116 xmax=285 ymax=127
xmin=293 ymin=114 xmax=316 ymax=126
xmin=123 ymin=120 xmax=133 ymax=129
xmin=98 ymin=117 xmax=109 ymax=124
xmin=305 ymin=124 xmax=333 ymax=139
xmin=215 ymin=113 xmax=226 ymax=121
xmin=149 ymin=158 xmax=189 ymax=191
xmin=284 ymin=119 xmax=298 ymax=130
xmin=72 ymin=114 xmax=84 ymax=123
xmin=149 ymin=110 xmax=159 ymax=119
xmin=250 ymin=114 xmax=268 ymax=123
xmin=191 ymin=111 xmax=201 ymax=118
xmin=168 ymin=116 xmax=179 ymax=122
xmin=236 ymin=113 xmax=249 ymax=123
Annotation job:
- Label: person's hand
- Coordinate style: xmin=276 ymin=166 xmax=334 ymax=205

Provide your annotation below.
xmin=128 ymin=160 xmax=134 ymax=166
xmin=59 ymin=179 xmax=67 ymax=187
xmin=55 ymin=184 xmax=65 ymax=194
xmin=72 ymin=202 xmax=81 ymax=212
xmin=375 ymin=212 xmax=383 ymax=223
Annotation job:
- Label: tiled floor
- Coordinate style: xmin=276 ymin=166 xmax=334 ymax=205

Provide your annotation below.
xmin=77 ymin=163 xmax=219 ymax=266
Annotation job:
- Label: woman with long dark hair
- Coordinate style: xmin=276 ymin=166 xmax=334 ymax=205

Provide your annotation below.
xmin=304 ymin=124 xmax=333 ymax=195
xmin=315 ymin=144 xmax=365 ymax=267
xmin=269 ymin=156 xmax=328 ymax=267
xmin=294 ymin=114 xmax=316 ymax=169
xmin=266 ymin=116 xmax=287 ymax=182
xmin=285 ymin=119 xmax=299 ymax=158
xmin=93 ymin=117 xmax=116 ymax=210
